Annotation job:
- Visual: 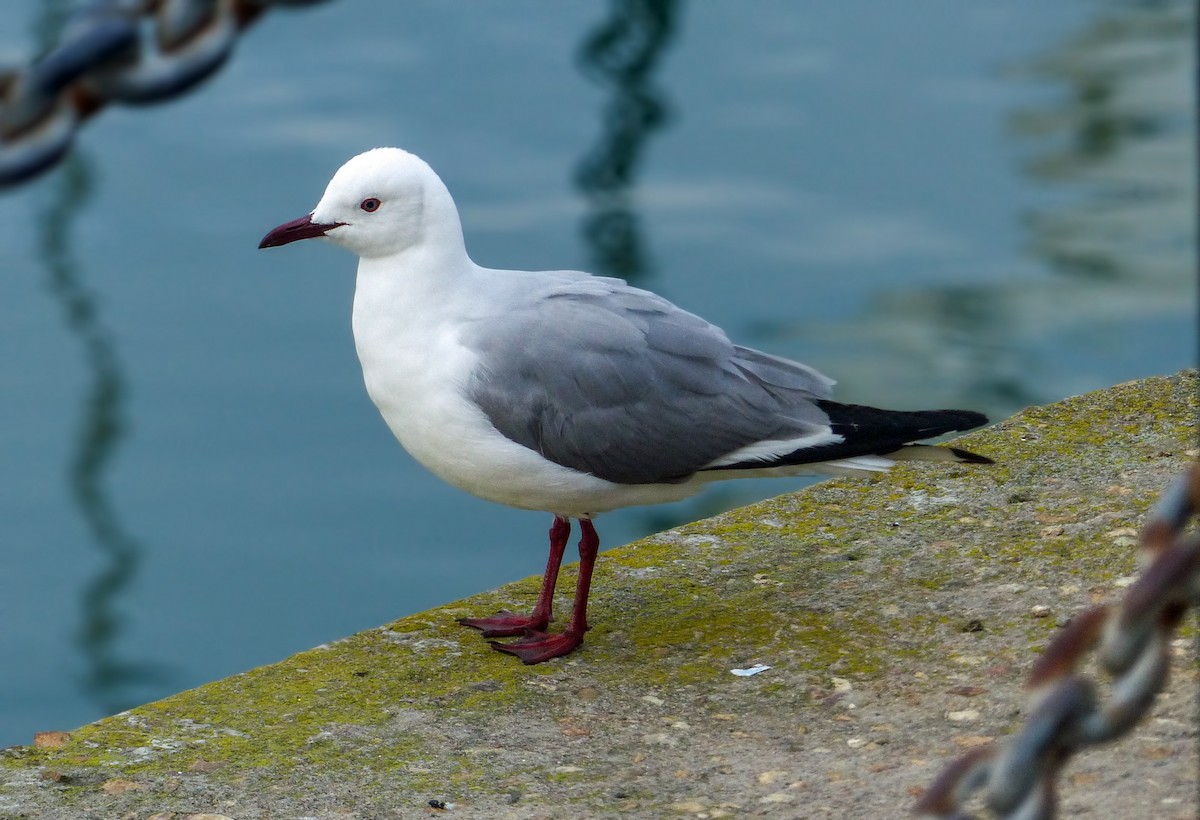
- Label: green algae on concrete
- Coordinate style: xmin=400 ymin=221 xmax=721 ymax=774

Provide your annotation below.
xmin=2 ymin=371 xmax=1197 ymax=819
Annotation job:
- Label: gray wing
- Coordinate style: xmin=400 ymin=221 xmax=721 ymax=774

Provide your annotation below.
xmin=461 ymin=274 xmax=836 ymax=484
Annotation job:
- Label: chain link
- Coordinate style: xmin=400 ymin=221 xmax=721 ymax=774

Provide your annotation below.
xmin=916 ymin=463 xmax=1200 ymax=819
xmin=0 ymin=0 xmax=333 ymax=188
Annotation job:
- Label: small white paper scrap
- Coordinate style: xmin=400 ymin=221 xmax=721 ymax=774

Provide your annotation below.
xmin=730 ymin=663 xmax=772 ymax=677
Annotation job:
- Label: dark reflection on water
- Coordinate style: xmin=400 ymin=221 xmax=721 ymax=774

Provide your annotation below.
xmin=37 ymin=157 xmax=172 ymax=715
xmin=1012 ymin=0 xmax=1192 ymax=284
xmin=573 ymin=0 xmax=729 ymax=537
xmin=574 ymin=0 xmax=679 ymax=284
xmin=892 ymin=287 xmax=1044 ymax=411
xmin=761 ymin=0 xmax=1192 ymax=417
xmin=573 ymin=1 xmax=749 ymax=535
xmin=28 ymin=0 xmax=173 ymax=723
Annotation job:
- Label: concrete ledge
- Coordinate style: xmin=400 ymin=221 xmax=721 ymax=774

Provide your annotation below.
xmin=2 ymin=371 xmax=1197 ymax=819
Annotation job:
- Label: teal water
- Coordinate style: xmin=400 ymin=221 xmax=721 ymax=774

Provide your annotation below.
xmin=0 ymin=1 xmax=1193 ymax=746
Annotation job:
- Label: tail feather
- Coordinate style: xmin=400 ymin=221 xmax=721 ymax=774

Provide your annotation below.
xmin=815 ymin=402 xmax=987 ymax=442
xmin=702 ymin=400 xmax=993 ymax=474
xmin=798 ymin=400 xmax=992 ymax=466
xmin=885 ymin=444 xmax=995 ymax=465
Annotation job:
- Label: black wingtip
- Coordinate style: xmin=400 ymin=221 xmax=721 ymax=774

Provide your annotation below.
xmin=949 ymin=446 xmax=995 ymax=465
xmin=941 ymin=410 xmax=989 ymax=432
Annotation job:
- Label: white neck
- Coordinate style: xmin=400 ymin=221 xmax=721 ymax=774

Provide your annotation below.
xmin=352 ymin=168 xmax=476 ymax=312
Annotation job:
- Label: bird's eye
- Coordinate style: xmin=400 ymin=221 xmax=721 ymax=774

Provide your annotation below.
xmin=360 ymin=198 xmax=381 ymax=212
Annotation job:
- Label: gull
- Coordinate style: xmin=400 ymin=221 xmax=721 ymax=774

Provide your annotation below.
xmin=259 ymin=147 xmax=992 ymax=664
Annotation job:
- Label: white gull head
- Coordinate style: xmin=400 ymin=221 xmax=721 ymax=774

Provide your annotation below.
xmin=259 ymin=147 xmax=466 ymax=262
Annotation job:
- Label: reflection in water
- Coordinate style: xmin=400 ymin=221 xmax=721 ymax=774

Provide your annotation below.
xmin=573 ymin=1 xmax=746 ymax=537
xmin=864 ymin=287 xmax=1045 ymax=412
xmin=1013 ymin=0 xmax=1192 ymax=285
xmin=31 ymin=0 xmax=168 ymax=721
xmin=575 ymin=0 xmax=679 ymax=283
xmin=37 ymin=157 xmax=169 ymax=716
xmin=769 ymin=0 xmax=1191 ymax=417
xmin=574 ymin=1 xmax=723 ymax=538
xmin=927 ymin=0 xmax=1191 ymax=409
xmin=945 ymin=0 xmax=1193 ymax=406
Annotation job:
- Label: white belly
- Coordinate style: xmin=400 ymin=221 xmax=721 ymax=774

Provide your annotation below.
xmin=361 ymin=353 xmax=706 ymax=515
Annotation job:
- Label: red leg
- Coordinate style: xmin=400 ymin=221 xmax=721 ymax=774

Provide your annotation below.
xmin=491 ymin=518 xmax=600 ymax=664
xmin=458 ymin=516 xmax=570 ymax=637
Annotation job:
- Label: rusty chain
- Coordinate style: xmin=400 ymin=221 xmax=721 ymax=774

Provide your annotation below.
xmin=0 ymin=0 xmax=333 ymax=189
xmin=916 ymin=462 xmax=1200 ymax=819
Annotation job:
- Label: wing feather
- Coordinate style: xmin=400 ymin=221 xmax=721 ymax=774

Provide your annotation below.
xmin=462 ymin=275 xmax=834 ymax=484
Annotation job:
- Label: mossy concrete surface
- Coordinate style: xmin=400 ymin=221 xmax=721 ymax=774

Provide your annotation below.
xmin=2 ymin=371 xmax=1197 ymax=819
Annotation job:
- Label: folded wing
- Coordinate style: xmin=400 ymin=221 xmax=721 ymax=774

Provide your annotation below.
xmin=463 ymin=275 xmax=987 ymax=485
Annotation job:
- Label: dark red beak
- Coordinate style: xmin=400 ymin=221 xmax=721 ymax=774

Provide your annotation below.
xmin=258 ymin=213 xmax=344 ymax=249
